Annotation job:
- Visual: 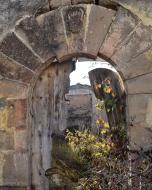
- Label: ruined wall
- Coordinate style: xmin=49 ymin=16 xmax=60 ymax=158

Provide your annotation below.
xmin=66 ymin=84 xmax=92 ymax=130
xmin=66 ymin=84 xmax=107 ymax=132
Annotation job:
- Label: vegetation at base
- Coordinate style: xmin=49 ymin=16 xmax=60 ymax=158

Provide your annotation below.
xmin=47 ymin=78 xmax=152 ymax=190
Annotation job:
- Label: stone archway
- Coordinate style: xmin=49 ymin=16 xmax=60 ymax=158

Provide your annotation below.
xmin=0 ymin=2 xmax=152 ymax=189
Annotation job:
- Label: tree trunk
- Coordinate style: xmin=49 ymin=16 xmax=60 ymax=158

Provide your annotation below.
xmin=89 ymin=68 xmax=126 ymax=128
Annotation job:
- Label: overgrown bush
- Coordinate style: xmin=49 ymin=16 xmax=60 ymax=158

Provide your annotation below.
xmin=65 ymin=79 xmax=152 ymax=190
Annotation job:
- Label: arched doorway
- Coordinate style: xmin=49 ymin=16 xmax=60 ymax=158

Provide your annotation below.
xmin=28 ymin=56 xmax=127 ymax=189
xmin=0 ymin=2 xmax=152 ymax=190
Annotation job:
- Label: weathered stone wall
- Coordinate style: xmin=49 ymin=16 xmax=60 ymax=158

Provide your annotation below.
xmin=0 ymin=98 xmax=29 ymax=189
xmin=0 ymin=1 xmax=152 ymax=189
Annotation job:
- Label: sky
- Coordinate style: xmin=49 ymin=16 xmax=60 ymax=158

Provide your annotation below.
xmin=70 ymin=60 xmax=117 ymax=86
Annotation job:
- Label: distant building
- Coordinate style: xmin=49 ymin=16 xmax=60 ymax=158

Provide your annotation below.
xmin=66 ymin=83 xmax=108 ymax=133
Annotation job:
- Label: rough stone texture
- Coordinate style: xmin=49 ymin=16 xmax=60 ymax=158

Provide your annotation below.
xmin=50 ymin=0 xmax=71 ymax=9
xmin=0 ymin=0 xmax=49 ymax=39
xmin=129 ymin=125 xmax=152 ymax=149
xmin=38 ymin=4 xmax=115 ymax=59
xmin=0 ymin=53 xmax=34 ymax=82
xmin=99 ymin=7 xmax=139 ymax=58
xmin=37 ymin=9 xmax=68 ymax=60
xmin=112 ymin=23 xmax=152 ymax=79
xmin=0 ymin=80 xmax=28 ymax=99
xmin=14 ymin=129 xmax=27 ymax=151
xmin=145 ymin=98 xmax=152 ymax=129
xmin=113 ymin=0 xmax=152 ymax=26
xmin=3 ymin=151 xmax=28 ymax=186
xmin=1 ymin=0 xmax=152 ymax=41
xmin=0 ymin=98 xmax=29 ymax=187
xmin=127 ymin=94 xmax=152 ymax=149
xmin=84 ymin=5 xmax=116 ymax=56
xmin=15 ymin=16 xmax=54 ymax=62
xmin=126 ymin=73 xmax=152 ymax=94
xmin=127 ymin=94 xmax=152 ymax=125
xmin=61 ymin=4 xmax=88 ymax=57
xmin=14 ymin=100 xmax=27 ymax=129
xmin=0 ymin=33 xmax=42 ymax=71
xmin=0 ymin=131 xmax=14 ymax=150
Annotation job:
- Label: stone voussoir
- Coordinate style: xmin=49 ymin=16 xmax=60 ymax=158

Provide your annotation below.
xmin=61 ymin=4 xmax=88 ymax=58
xmin=62 ymin=4 xmax=115 ymax=59
xmin=0 ymin=33 xmax=42 ymax=71
xmin=15 ymin=16 xmax=55 ymax=62
xmin=36 ymin=8 xmax=69 ymax=60
xmin=0 ymin=52 xmax=34 ymax=82
xmin=84 ymin=5 xmax=116 ymax=56
xmin=99 ymin=7 xmax=139 ymax=58
xmin=37 ymin=4 xmax=115 ymax=60
xmin=112 ymin=23 xmax=152 ymax=79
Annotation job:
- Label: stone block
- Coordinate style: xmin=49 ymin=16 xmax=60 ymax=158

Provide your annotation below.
xmin=112 ymin=22 xmax=152 ymax=63
xmin=126 ymin=73 xmax=152 ymax=94
xmin=15 ymin=16 xmax=54 ymax=62
xmin=127 ymin=94 xmax=152 ymax=125
xmin=112 ymin=23 xmax=152 ymax=78
xmin=99 ymin=7 xmax=139 ymax=58
xmin=0 ymin=153 xmax=5 ymax=185
xmin=3 ymin=152 xmax=16 ymax=185
xmin=3 ymin=151 xmax=28 ymax=186
xmin=50 ymin=0 xmax=71 ymax=9
xmin=13 ymin=152 xmax=29 ymax=185
xmin=145 ymin=98 xmax=152 ymax=129
xmin=0 ymin=131 xmax=14 ymax=150
xmin=7 ymin=102 xmax=15 ymax=129
xmin=0 ymin=52 xmax=33 ymax=82
xmin=0 ymin=0 xmax=49 ymax=38
xmin=0 ymin=80 xmax=28 ymax=99
xmin=37 ymin=9 xmax=68 ymax=60
xmin=113 ymin=0 xmax=152 ymax=27
xmin=61 ymin=4 xmax=88 ymax=57
xmin=116 ymin=47 xmax=152 ymax=79
xmin=129 ymin=125 xmax=152 ymax=149
xmin=0 ymin=33 xmax=42 ymax=71
xmin=14 ymin=128 xmax=27 ymax=151
xmin=0 ymin=106 xmax=8 ymax=131
xmin=14 ymin=100 xmax=27 ymax=129
xmin=84 ymin=5 xmax=116 ymax=56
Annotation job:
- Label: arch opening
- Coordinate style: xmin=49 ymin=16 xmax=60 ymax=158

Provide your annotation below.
xmin=28 ymin=56 xmax=127 ymax=190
